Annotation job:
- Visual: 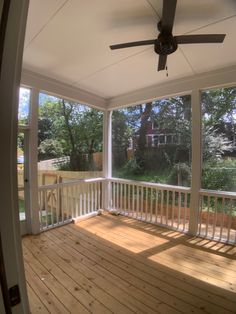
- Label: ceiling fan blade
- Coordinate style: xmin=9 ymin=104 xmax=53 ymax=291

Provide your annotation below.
xmin=158 ymin=54 xmax=167 ymax=71
xmin=110 ymin=39 xmax=156 ymax=50
xmin=161 ymin=0 xmax=177 ymax=34
xmin=175 ymin=34 xmax=226 ymax=44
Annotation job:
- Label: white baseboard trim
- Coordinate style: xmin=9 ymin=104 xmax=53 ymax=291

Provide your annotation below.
xmin=72 ymin=210 xmax=103 ymax=224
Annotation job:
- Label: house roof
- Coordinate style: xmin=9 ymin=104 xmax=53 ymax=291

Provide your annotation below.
xmin=23 ymin=0 xmax=236 ymax=108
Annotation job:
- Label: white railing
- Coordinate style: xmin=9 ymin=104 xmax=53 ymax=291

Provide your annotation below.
xmin=37 ymin=176 xmax=236 ymax=244
xmin=199 ymin=189 xmax=236 ymax=243
xmin=38 ymin=178 xmax=104 ymax=231
xmin=108 ymin=178 xmax=191 ymax=232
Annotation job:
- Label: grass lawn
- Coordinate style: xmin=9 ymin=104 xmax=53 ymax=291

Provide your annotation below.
xmin=19 ymin=199 xmax=25 ymax=213
xmin=112 ymin=169 xmax=171 ymax=184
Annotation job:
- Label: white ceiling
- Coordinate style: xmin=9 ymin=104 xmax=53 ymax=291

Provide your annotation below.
xmin=23 ymin=0 xmax=236 ymax=100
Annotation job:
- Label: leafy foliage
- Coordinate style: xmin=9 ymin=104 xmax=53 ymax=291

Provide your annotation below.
xmin=113 ymin=87 xmax=236 ymax=191
xmin=38 ymin=139 xmax=64 ymax=160
xmin=38 ymin=95 xmax=103 ymax=171
xmin=168 ymin=162 xmax=191 ymax=186
xmin=202 ymin=162 xmax=236 ymax=191
xmin=202 ymin=126 xmax=233 ymax=162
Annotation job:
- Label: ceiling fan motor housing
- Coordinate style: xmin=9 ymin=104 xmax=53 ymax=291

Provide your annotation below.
xmin=155 ymin=33 xmax=178 ymax=55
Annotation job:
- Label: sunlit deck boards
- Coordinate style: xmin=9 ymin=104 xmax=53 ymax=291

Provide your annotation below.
xmin=22 ymin=213 xmax=236 ymax=314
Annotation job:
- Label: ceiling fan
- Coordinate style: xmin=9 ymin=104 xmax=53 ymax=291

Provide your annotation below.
xmin=109 ymin=0 xmax=226 ymax=71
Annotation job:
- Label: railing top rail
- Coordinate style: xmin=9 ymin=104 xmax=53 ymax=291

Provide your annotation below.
xmin=200 ymin=189 xmax=236 ymax=199
xmin=108 ymin=177 xmax=191 ymax=193
xmin=38 ymin=177 xmax=105 ymax=190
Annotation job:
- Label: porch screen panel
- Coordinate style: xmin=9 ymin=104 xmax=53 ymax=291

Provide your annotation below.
xmin=200 ymin=86 xmax=236 ymax=242
xmin=112 ymin=95 xmax=192 ymax=187
xmin=38 ymin=92 xmax=103 ymax=185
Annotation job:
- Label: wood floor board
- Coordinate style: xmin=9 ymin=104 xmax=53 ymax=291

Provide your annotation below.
xmin=81 ymin=217 xmax=236 ymax=284
xmin=24 ymin=241 xmax=111 ymax=314
xmin=22 ymin=213 xmax=236 ymax=314
xmin=24 ymin=237 xmax=135 ymax=314
xmin=57 ymin=225 xmax=202 ymax=314
xmin=61 ymin=221 xmax=235 ymax=314
xmin=39 ymin=231 xmax=158 ymax=314
xmin=26 ymin=283 xmax=50 ymax=313
xmin=53 ymin=228 xmax=179 ymax=313
xmin=69 ymin=216 xmax=236 ymax=308
xmin=24 ymin=263 xmax=69 ymax=313
xmin=24 ymin=246 xmax=90 ymax=314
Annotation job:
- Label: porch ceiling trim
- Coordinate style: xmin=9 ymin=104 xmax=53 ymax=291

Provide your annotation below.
xmin=22 ymin=64 xmax=236 ymax=111
xmin=21 ymin=69 xmax=108 ymax=110
xmin=108 ymin=64 xmax=236 ymax=109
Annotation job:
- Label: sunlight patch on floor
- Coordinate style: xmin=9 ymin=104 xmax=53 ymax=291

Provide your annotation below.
xmin=148 ymin=243 xmax=236 ymax=292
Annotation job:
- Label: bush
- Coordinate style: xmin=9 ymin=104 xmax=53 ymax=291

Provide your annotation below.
xmin=168 ymin=162 xmax=191 ymax=186
xmin=202 ymin=161 xmax=236 ymax=191
xmin=38 ymin=139 xmax=63 ymax=160
xmin=123 ymin=158 xmax=142 ymax=175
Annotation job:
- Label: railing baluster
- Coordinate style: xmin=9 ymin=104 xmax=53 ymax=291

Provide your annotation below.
xmin=160 ymin=190 xmax=164 ymax=225
xmin=212 ymin=197 xmax=218 ymax=238
xmin=89 ymin=183 xmax=91 ymax=213
xmin=150 ymin=188 xmax=153 ymax=222
xmin=72 ymin=185 xmax=75 ymax=218
xmin=45 ymin=190 xmax=49 ymax=228
xmin=117 ymin=183 xmax=120 ymax=212
xmin=219 ymin=197 xmax=225 ymax=240
xmin=85 ymin=183 xmax=88 ymax=214
xmin=81 ymin=183 xmax=84 ymax=214
xmin=124 ymin=183 xmax=127 ymax=214
xmin=128 ymin=184 xmax=130 ymax=215
xmin=88 ymin=183 xmax=91 ymax=213
xmin=183 ymin=192 xmax=187 ymax=231
xmin=205 ymin=195 xmax=210 ymax=237
xmin=39 ymin=190 xmax=43 ymax=229
xmin=76 ymin=185 xmax=82 ymax=216
xmin=171 ymin=190 xmax=175 ymax=228
xmin=227 ymin=198 xmax=233 ymax=242
xmin=145 ymin=187 xmax=148 ymax=222
xmin=92 ymin=182 xmax=95 ymax=212
xmin=155 ymin=189 xmax=159 ymax=224
xmin=95 ymin=182 xmax=98 ymax=211
xmin=50 ymin=188 xmax=54 ymax=226
xmin=177 ymin=192 xmax=180 ymax=229
xmin=136 ymin=186 xmax=139 ymax=218
xmin=132 ymin=185 xmax=135 ymax=217
xmin=112 ymin=181 xmax=115 ymax=210
xmin=88 ymin=183 xmax=90 ymax=212
xmin=166 ymin=190 xmax=169 ymax=226
xmin=55 ymin=188 xmax=58 ymax=221
xmin=60 ymin=187 xmax=63 ymax=223
xmin=86 ymin=184 xmax=89 ymax=214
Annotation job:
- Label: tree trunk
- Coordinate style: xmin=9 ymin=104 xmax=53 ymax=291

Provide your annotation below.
xmin=135 ymin=102 xmax=152 ymax=170
xmin=61 ymin=100 xmax=81 ymax=170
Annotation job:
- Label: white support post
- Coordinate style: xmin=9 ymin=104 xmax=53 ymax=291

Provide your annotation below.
xmin=102 ymin=110 xmax=112 ymax=210
xmin=28 ymin=87 xmax=40 ymax=234
xmin=189 ymin=89 xmax=202 ymax=235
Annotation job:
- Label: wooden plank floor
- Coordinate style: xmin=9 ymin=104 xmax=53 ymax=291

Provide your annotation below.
xmin=22 ymin=213 xmax=236 ymax=314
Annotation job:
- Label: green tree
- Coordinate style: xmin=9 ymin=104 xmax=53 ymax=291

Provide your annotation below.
xmin=203 ymin=126 xmax=233 ymax=162
xmin=202 ymin=87 xmax=236 ymax=145
xmin=112 ymin=110 xmax=130 ymax=169
xmin=135 ymin=102 xmax=152 ymax=170
xmin=38 ymin=97 xmax=103 ymax=171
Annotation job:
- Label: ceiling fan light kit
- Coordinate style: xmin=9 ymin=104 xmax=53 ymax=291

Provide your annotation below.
xmin=110 ymin=0 xmax=226 ymax=72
